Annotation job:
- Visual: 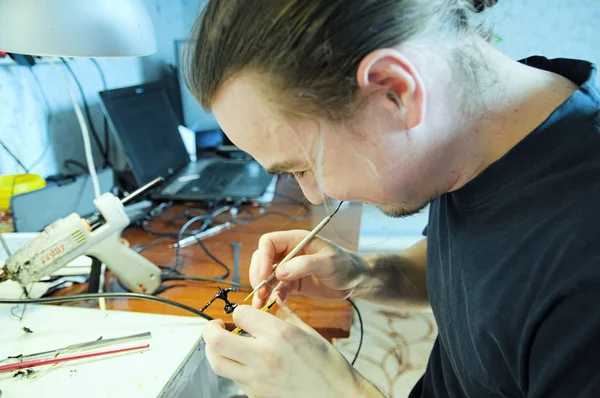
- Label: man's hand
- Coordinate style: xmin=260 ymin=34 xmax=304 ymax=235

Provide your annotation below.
xmin=203 ymin=298 xmax=383 ymax=398
xmin=250 ymin=230 xmax=429 ymax=309
xmin=250 ymin=230 xmax=369 ymax=308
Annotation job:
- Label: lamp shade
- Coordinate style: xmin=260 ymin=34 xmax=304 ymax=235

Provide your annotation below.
xmin=0 ymin=0 xmax=157 ymax=57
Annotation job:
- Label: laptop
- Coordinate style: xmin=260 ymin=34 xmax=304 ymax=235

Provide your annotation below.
xmin=99 ymin=82 xmax=275 ymax=203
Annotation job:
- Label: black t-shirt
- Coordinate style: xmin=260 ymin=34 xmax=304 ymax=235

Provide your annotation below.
xmin=410 ymin=57 xmax=600 ymax=398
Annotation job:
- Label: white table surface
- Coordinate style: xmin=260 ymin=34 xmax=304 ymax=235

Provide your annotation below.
xmin=0 ymin=304 xmax=209 ymax=398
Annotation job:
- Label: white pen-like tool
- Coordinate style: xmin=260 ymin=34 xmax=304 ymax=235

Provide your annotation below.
xmin=244 ymin=201 xmax=344 ymax=302
xmin=171 ymin=222 xmax=232 ymax=249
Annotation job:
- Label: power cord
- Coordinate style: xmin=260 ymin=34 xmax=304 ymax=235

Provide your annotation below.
xmin=0 ymin=138 xmax=29 ymax=173
xmin=90 ymin=58 xmax=110 ymax=168
xmin=64 ymin=159 xmax=89 ymax=174
xmin=228 ymin=194 xmax=310 ymax=225
xmin=160 ymin=269 xmax=251 ymax=290
xmin=0 ymin=293 xmax=213 ymax=321
xmin=346 ymin=298 xmax=363 ymax=366
xmin=194 ymin=237 xmax=230 ymax=278
xmin=27 ymin=66 xmax=53 ymax=172
xmin=142 ymin=206 xmax=233 ymax=277
xmin=141 ymin=215 xmax=208 ymax=238
xmin=60 ymin=58 xmax=110 ymax=167
xmin=134 ymin=237 xmax=171 ymax=253
xmin=49 ymin=57 xmax=100 ymax=198
xmin=172 ymin=215 xmax=212 ymax=273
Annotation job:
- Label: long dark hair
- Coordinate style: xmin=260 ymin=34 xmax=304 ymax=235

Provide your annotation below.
xmin=185 ymin=0 xmax=498 ymax=121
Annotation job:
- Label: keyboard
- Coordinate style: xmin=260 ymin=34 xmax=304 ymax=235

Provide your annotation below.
xmin=177 ymin=163 xmax=247 ymax=195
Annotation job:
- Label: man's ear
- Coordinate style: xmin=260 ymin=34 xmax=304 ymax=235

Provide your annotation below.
xmin=356 ymin=49 xmax=426 ymax=129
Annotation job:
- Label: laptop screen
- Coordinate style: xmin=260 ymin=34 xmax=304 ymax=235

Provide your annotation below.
xmin=100 ymin=82 xmax=190 ymax=186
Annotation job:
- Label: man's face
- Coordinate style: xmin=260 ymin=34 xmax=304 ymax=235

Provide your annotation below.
xmin=212 ymin=72 xmax=446 ymax=217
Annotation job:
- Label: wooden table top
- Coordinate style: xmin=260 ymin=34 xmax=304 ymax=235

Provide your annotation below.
xmin=53 ymin=175 xmax=363 ymax=341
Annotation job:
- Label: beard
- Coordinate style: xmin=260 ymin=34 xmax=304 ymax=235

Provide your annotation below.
xmin=375 ymin=199 xmax=431 ymax=218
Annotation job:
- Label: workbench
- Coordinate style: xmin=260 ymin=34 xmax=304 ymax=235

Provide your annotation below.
xmin=49 ymin=175 xmax=362 ymax=342
xmin=0 ymin=304 xmax=216 ymax=397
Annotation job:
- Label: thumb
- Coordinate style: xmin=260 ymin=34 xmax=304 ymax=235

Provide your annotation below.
xmin=275 ymin=254 xmax=330 ymax=282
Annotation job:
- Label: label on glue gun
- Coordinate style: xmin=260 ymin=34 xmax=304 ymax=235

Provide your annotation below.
xmin=32 ymin=229 xmax=87 ymax=276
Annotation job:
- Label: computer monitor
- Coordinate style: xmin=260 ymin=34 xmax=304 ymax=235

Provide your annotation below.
xmin=99 ymin=82 xmax=190 ymax=186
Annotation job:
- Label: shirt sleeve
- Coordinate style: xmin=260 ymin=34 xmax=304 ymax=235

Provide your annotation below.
xmin=527 ymin=287 xmax=600 ymax=397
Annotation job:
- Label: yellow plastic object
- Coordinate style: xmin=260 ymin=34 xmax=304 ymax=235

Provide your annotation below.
xmin=0 ymin=174 xmax=46 ymax=210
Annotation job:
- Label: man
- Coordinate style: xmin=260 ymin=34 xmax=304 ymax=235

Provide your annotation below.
xmin=187 ymin=1 xmax=600 ymax=396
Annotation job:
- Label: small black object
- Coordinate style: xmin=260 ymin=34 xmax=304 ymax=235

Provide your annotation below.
xmin=224 ymin=302 xmax=238 ymax=314
xmin=201 ymin=287 xmax=239 ymax=314
xmin=22 ymin=327 xmax=33 ymax=334
xmin=7 ymin=53 xmax=36 ymax=67
xmin=87 ymin=257 xmax=103 ymax=294
xmin=13 ymin=369 xmax=34 ymax=378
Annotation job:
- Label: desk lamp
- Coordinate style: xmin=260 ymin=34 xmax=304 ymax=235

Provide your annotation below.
xmin=0 ymin=0 xmax=157 ymax=309
xmin=0 ymin=0 xmax=157 ymax=197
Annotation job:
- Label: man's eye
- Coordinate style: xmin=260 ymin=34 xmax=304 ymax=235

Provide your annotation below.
xmin=292 ymin=171 xmax=306 ymax=178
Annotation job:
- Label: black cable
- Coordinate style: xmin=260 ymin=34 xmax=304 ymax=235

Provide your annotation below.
xmin=0 ymin=138 xmax=29 ymax=173
xmin=134 ymin=237 xmax=171 ymax=253
xmin=143 ymin=206 xmax=233 ymax=277
xmin=161 ymin=274 xmax=251 ymax=290
xmin=141 ymin=218 xmax=208 ymax=238
xmin=346 ymin=298 xmax=363 ymax=366
xmin=64 ymin=159 xmax=89 ymax=174
xmin=228 ymin=202 xmax=310 ymax=224
xmin=90 ymin=58 xmax=110 ymax=167
xmin=60 ymin=58 xmax=109 ymax=166
xmin=0 ymin=293 xmax=213 ymax=321
xmin=167 ymin=206 xmax=231 ymax=227
xmin=167 ymin=215 xmax=230 ymax=279
xmin=227 ymin=193 xmax=310 ymax=225
xmin=173 ymin=215 xmax=212 ymax=273
xmin=194 ymin=237 xmax=230 ymax=279
xmin=229 ymin=209 xmax=309 ymax=224
xmin=27 ymin=66 xmax=53 ymax=171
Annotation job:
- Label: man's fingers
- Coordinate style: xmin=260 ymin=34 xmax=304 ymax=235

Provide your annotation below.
xmin=249 ymin=250 xmax=261 ymax=287
xmin=257 ymin=230 xmax=325 ymax=270
xmin=250 ymin=230 xmax=329 ymax=307
xmin=275 ymin=254 xmax=331 ymax=282
xmin=273 ymin=293 xmax=322 ymax=338
xmin=205 ymin=345 xmax=249 ymax=383
xmin=258 ymin=230 xmax=311 ymax=260
xmin=233 ymin=305 xmax=282 ymax=337
xmin=253 ymin=280 xmax=290 ymax=308
xmin=203 ymin=320 xmax=255 ymax=364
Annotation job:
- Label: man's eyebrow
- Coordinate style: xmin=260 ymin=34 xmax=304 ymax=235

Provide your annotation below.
xmin=266 ymin=160 xmax=304 ymax=175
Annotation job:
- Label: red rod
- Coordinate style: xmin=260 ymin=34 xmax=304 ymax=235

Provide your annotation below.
xmin=0 ymin=344 xmax=150 ymax=373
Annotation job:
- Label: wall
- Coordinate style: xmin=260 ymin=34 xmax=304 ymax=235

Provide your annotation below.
xmin=487 ymin=0 xmax=599 ymax=78
xmin=1 ymin=0 xmax=598 ymax=179
xmin=359 ymin=0 xmax=600 ymax=249
xmin=0 ymin=0 xmax=203 ymax=177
